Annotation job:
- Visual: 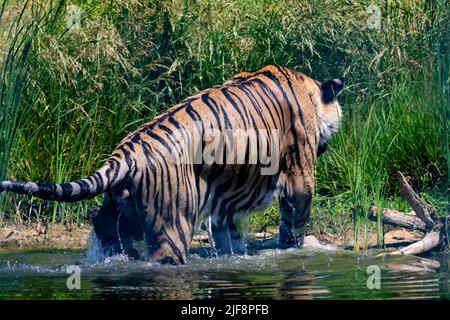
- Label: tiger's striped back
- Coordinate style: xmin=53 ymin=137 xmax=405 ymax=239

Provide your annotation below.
xmin=0 ymin=65 xmax=344 ymax=265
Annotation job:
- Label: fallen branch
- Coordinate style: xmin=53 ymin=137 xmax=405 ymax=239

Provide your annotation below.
xmin=396 ymin=172 xmax=436 ymax=228
xmin=374 ymin=171 xmax=448 ymax=256
xmin=369 ymin=207 xmax=427 ymax=232
xmin=390 ymin=231 xmax=441 ymax=255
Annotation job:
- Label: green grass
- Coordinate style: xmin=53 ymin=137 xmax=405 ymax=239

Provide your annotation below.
xmin=0 ymin=0 xmax=47 ymax=225
xmin=0 ymin=0 xmax=448 ymax=248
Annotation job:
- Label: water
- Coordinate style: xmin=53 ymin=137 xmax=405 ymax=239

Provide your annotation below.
xmin=0 ymin=242 xmax=449 ymax=299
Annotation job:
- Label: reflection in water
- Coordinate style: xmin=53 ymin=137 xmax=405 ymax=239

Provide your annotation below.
xmin=0 ymin=244 xmax=448 ymax=300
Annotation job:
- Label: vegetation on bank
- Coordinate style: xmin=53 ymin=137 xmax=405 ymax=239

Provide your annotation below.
xmin=0 ymin=0 xmax=448 ymax=250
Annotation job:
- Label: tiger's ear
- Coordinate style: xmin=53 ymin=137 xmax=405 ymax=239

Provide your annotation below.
xmin=320 ymin=77 xmax=345 ymax=104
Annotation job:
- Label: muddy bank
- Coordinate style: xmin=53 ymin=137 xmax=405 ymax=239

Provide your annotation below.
xmin=0 ymin=223 xmax=424 ymax=252
xmin=0 ymin=223 xmax=91 ymax=249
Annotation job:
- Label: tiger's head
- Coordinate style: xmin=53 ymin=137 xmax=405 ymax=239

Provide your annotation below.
xmin=314 ymin=77 xmax=345 ymax=156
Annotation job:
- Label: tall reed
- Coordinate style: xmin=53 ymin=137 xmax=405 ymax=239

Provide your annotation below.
xmin=0 ymin=0 xmax=43 ymax=224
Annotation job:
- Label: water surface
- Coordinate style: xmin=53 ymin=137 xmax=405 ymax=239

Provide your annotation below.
xmin=0 ymin=243 xmax=448 ymax=299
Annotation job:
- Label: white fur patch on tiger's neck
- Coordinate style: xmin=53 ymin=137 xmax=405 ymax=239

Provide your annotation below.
xmin=317 ymin=101 xmax=342 ymax=147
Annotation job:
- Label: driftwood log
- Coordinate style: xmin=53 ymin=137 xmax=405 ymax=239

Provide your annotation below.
xmin=369 ymin=171 xmax=449 ymax=256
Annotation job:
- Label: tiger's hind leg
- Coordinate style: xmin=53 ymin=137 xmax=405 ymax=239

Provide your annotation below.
xmin=210 ymin=216 xmax=246 ymax=256
xmin=91 ymin=195 xmax=140 ymax=259
xmin=91 ymin=201 xmax=121 ymax=257
xmin=210 ymin=222 xmax=232 ymax=256
xmin=143 ymin=215 xmax=193 ymax=265
xmin=228 ymin=220 xmax=246 ymax=255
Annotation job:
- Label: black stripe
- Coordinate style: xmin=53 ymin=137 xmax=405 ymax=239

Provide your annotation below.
xmin=93 ymin=172 xmax=104 ymax=193
xmin=244 ymin=81 xmax=279 ymax=128
xmin=200 ymin=163 xmax=226 ymax=213
xmin=252 ymin=78 xmax=285 ymax=130
xmin=168 ymin=116 xmax=182 ymax=130
xmin=201 ymin=93 xmax=222 ymax=130
xmin=124 ymin=141 xmax=136 ymax=152
xmin=160 ymin=226 xmax=186 ymax=264
xmin=141 ymin=140 xmax=159 ymax=225
xmin=208 ymin=95 xmax=233 ymax=129
xmin=185 ymin=104 xmax=205 ymax=210
xmin=135 ymin=103 xmax=192 ymax=136
xmin=61 ymin=183 xmax=73 ymax=199
xmin=148 ymin=131 xmax=172 ymax=152
xmin=143 ymin=167 xmax=152 ymax=212
xmin=273 ymin=65 xmax=316 ymax=166
xmin=236 ymin=176 xmax=266 ymax=212
xmin=150 ymin=147 xmax=167 ymax=219
xmin=223 ymin=172 xmax=262 ymax=214
xmin=210 ymin=176 xmax=235 ymax=217
xmin=159 ymin=124 xmax=174 ymax=136
xmin=261 ymin=70 xmax=302 ymax=168
xmin=221 ymin=87 xmax=248 ymax=130
xmin=159 ymin=256 xmax=177 ymax=265
xmin=172 ymin=163 xmax=190 ymax=250
xmin=235 ymin=84 xmax=271 ymax=131
xmin=228 ymin=89 xmax=258 ymax=129
xmin=87 ymin=175 xmax=97 ymax=189
xmin=76 ymin=180 xmax=90 ymax=198
xmin=131 ymin=134 xmax=141 ymax=144
xmin=118 ymin=145 xmax=133 ymax=169
xmin=107 ymin=158 xmax=120 ymax=185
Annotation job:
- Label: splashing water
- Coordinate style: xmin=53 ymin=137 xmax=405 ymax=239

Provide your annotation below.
xmin=86 ymin=230 xmax=127 ymax=264
xmin=86 ymin=230 xmax=145 ymax=264
xmin=0 ymin=238 xmax=449 ymax=299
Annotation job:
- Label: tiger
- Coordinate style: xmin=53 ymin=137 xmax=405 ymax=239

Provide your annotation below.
xmin=0 ymin=65 xmax=344 ymax=265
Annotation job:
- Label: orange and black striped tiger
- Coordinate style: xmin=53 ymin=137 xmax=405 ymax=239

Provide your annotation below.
xmin=0 ymin=65 xmax=344 ymax=265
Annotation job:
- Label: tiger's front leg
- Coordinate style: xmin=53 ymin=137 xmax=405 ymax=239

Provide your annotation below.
xmin=278 ymin=193 xmax=312 ymax=248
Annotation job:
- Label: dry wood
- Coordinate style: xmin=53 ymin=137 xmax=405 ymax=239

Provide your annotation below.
xmin=390 ymin=231 xmax=441 ymax=255
xmin=373 ymin=172 xmax=447 ymax=256
xmin=396 ymin=171 xmax=435 ymax=228
xmin=368 ymin=206 xmax=427 ymax=232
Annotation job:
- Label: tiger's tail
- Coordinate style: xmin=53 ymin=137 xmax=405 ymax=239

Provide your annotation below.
xmin=0 ymin=156 xmax=129 ymax=202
